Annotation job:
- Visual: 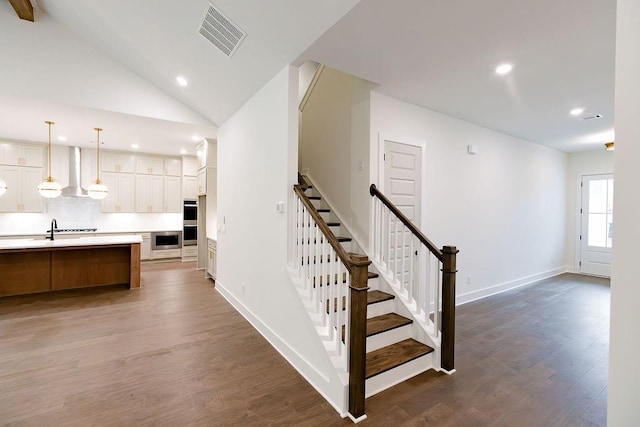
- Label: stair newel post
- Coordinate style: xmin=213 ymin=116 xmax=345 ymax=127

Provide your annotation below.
xmin=348 ymin=254 xmax=371 ymax=420
xmin=441 ymin=245 xmax=459 ymax=372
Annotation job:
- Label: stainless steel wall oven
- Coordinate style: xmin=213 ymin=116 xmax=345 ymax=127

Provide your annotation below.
xmin=183 ymin=199 xmax=198 ymax=246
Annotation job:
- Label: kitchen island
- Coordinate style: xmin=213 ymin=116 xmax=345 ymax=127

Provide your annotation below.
xmin=0 ymin=235 xmax=142 ymax=297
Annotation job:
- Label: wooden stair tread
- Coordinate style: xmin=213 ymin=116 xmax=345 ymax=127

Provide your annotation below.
xmin=367 ymin=290 xmax=395 ymax=305
xmin=366 ymin=313 xmax=412 ymax=337
xmin=316 ymin=209 xmax=330 ymax=213
xmin=366 ymin=338 xmax=434 ymax=379
xmin=336 ymin=236 xmax=351 ymax=242
xmin=341 ymin=313 xmax=412 ymax=341
xmin=308 ymin=196 xmax=321 ymax=200
xmin=326 ymin=222 xmax=340 ymax=227
xmin=326 ymin=289 xmax=395 ymax=313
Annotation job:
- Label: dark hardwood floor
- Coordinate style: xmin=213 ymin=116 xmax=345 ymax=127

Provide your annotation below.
xmin=0 ymin=265 xmax=609 ymax=426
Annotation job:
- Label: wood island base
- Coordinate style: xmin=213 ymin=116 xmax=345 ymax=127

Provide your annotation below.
xmin=0 ymin=243 xmax=141 ymax=297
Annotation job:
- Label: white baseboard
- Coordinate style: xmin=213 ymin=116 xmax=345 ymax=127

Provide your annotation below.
xmin=214 ymin=279 xmax=347 ymax=416
xmin=457 ymin=266 xmax=568 ymax=306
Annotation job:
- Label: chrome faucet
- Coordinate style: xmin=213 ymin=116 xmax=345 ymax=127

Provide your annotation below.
xmin=46 ymin=218 xmax=57 ymax=241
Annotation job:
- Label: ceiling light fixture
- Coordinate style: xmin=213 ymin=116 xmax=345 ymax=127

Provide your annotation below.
xmin=131 ymin=144 xmax=139 ymax=149
xmin=191 ymin=135 xmax=201 ymax=142
xmin=495 ymin=63 xmax=513 ymax=75
xmin=570 ymin=108 xmax=585 ymax=116
xmin=57 ymin=136 xmax=67 ymax=142
xmin=180 ymin=149 xmax=187 ymax=154
xmin=37 ymin=121 xmax=62 ymax=199
xmin=87 ymin=128 xmax=109 ymax=200
xmin=604 ymin=141 xmax=615 ymax=151
xmin=176 ymin=76 xmax=188 ymax=87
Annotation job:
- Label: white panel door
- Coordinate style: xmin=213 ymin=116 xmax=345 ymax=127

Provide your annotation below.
xmin=580 ymin=174 xmax=614 ymax=277
xmin=384 ymin=140 xmax=422 ymax=285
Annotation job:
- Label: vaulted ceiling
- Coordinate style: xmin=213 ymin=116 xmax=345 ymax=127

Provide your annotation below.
xmin=0 ymin=0 xmax=615 ymax=154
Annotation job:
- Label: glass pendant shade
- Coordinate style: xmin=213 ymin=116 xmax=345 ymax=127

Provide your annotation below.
xmin=0 ymin=178 xmax=7 ymax=196
xmin=40 ymin=120 xmax=61 ymax=199
xmin=88 ymin=127 xmax=109 ymax=200
xmin=88 ymin=180 xmax=109 ymax=200
xmin=37 ymin=177 xmax=62 ymax=198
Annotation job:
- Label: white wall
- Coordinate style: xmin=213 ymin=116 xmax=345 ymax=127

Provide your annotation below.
xmin=370 ymin=92 xmax=568 ymax=303
xmin=608 ymin=0 xmax=640 ymax=424
xmin=299 ymin=67 xmax=374 ymax=246
xmin=216 ymin=66 xmax=348 ymax=414
xmin=565 ymin=150 xmax=614 ymax=272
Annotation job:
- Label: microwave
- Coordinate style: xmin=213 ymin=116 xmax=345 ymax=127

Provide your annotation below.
xmin=151 ymin=231 xmax=182 ymax=250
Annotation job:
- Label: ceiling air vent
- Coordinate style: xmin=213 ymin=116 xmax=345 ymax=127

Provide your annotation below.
xmin=583 ymin=114 xmax=603 ymax=120
xmin=199 ymin=4 xmax=246 ymax=58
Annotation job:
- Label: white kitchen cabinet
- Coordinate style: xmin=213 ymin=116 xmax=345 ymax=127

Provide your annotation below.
xmin=182 ymin=245 xmax=198 ymax=259
xmin=163 ymin=158 xmax=181 ymax=176
xmin=101 ymin=172 xmax=135 ymax=212
xmin=152 ymin=248 xmax=181 ymax=259
xmin=137 ymin=232 xmax=151 ymax=260
xmin=0 ymin=143 xmax=43 ymax=167
xmin=196 ymin=141 xmax=207 ymax=170
xmin=0 ymin=166 xmax=43 ymax=212
xmin=207 ymin=239 xmax=216 ymax=280
xmin=136 ymin=155 xmax=164 ymax=175
xmin=182 ymin=156 xmax=198 ymax=177
xmin=183 ymin=176 xmax=197 ymax=199
xmin=163 ymin=176 xmax=182 ymax=212
xmin=135 ymin=175 xmax=163 ymax=213
xmin=196 ymin=168 xmax=206 ymax=196
xmin=102 ymin=152 xmax=135 ymax=173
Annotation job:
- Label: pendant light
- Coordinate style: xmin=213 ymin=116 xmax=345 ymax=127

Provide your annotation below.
xmin=37 ymin=121 xmax=62 ymax=199
xmin=87 ymin=127 xmax=109 ymax=200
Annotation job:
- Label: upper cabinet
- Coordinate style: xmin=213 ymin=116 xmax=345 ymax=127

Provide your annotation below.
xmin=136 ymin=155 xmax=164 ymax=175
xmin=0 ymin=142 xmax=43 ymax=168
xmin=102 ymin=152 xmax=135 ymax=173
xmin=182 ymin=156 xmax=198 ymax=177
xmin=196 ymin=139 xmax=217 ymax=170
xmin=163 ymin=158 xmax=181 ymax=176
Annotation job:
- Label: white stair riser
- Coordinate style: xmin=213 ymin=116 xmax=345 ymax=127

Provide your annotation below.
xmin=366 ymin=324 xmax=413 ymax=352
xmin=367 ymin=299 xmax=395 ymax=318
xmin=365 ymin=352 xmax=433 ymax=398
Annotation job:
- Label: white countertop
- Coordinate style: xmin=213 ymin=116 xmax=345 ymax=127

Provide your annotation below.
xmin=0 ymin=235 xmax=143 ymax=250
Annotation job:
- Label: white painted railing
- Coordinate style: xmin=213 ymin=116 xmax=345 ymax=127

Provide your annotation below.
xmin=371 ymin=189 xmax=443 ymax=339
xmin=293 ymin=188 xmax=350 ymax=370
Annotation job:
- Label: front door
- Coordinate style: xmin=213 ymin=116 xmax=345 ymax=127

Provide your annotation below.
xmin=580 ymin=174 xmax=614 ymax=277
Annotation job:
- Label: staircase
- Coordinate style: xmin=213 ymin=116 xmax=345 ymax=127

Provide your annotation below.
xmin=294 ymin=176 xmax=437 ymax=405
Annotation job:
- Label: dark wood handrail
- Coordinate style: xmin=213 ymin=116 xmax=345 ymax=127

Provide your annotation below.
xmin=370 ymin=184 xmax=444 ymax=262
xmin=293 ymin=185 xmax=368 ymax=272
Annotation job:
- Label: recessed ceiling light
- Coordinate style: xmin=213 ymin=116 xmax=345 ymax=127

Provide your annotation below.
xmin=131 ymin=144 xmax=139 ymax=149
xmin=180 ymin=149 xmax=187 ymax=154
xmin=570 ymin=107 xmax=585 ymax=116
xmin=191 ymin=135 xmax=201 ymax=142
xmin=495 ymin=63 xmax=513 ymax=75
xmin=176 ymin=76 xmax=188 ymax=87
xmin=57 ymin=136 xmax=67 ymax=141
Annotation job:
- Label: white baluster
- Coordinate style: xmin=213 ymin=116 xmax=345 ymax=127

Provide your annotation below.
xmin=401 ymin=224 xmax=407 ymax=298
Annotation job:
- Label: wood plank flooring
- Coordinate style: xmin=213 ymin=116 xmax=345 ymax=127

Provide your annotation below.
xmin=0 ymin=266 xmax=609 ymax=426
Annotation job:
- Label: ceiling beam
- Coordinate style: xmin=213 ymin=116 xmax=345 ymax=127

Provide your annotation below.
xmin=8 ymin=0 xmax=34 ymax=22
